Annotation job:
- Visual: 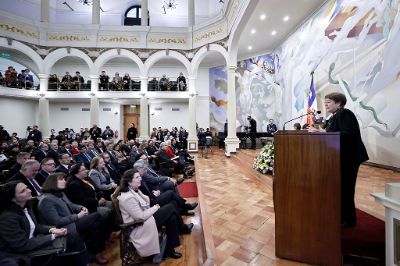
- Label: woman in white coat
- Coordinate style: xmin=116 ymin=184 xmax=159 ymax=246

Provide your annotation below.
xmin=118 ymin=169 xmax=191 ymax=260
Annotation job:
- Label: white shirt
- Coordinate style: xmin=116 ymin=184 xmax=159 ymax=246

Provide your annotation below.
xmin=23 ymin=208 xmax=35 ymax=239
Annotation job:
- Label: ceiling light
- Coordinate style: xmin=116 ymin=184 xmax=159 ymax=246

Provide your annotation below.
xmin=283 ymin=16 xmax=290 ymax=21
xmin=251 ymin=29 xmax=256 ymax=34
xmin=248 ymin=46 xmax=253 ymax=50
xmin=271 ymin=30 xmax=277 ymax=36
xmin=260 ymin=14 xmax=266 ymax=20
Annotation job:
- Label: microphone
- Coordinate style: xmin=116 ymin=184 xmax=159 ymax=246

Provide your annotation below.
xmin=282 ymin=111 xmax=320 ymax=131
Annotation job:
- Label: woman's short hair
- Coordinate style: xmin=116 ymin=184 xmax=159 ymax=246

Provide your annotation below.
xmin=325 ymin=92 xmax=347 ymax=107
xmin=41 ymin=172 xmax=66 ymax=193
xmin=120 ymin=168 xmax=139 ymax=192
xmin=293 ymin=123 xmax=301 ymax=130
xmin=69 ymin=162 xmax=84 ymax=177
xmin=90 ymin=156 xmax=102 ymax=170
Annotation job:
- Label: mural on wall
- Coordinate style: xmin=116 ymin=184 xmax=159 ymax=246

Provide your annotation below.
xmin=209 ymin=53 xmax=283 ymax=132
xmin=275 ymin=0 xmax=400 ymax=137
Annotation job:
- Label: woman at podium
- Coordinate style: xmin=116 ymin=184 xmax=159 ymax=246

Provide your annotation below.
xmin=309 ymin=92 xmax=368 ymax=227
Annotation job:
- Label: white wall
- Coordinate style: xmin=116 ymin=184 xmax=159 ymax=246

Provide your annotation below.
xmin=149 ymin=102 xmax=188 ymax=130
xmin=0 ymin=97 xmax=37 ymax=137
xmin=195 ymin=67 xmax=210 ymax=129
xmin=48 ymin=101 xmax=122 ymax=134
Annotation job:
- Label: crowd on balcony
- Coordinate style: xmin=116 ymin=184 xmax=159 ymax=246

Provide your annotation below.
xmin=0 ymin=66 xmax=35 ymax=90
xmin=0 ymin=123 xmax=196 ymax=265
xmin=1 ymin=67 xmax=188 ymax=93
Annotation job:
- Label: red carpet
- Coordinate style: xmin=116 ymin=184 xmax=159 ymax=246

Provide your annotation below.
xmin=342 ymin=209 xmax=385 ymax=262
xmin=177 ymin=181 xmax=198 ymax=198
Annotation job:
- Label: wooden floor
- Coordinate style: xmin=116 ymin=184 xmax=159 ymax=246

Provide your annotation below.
xmin=98 ymin=148 xmax=400 ymax=266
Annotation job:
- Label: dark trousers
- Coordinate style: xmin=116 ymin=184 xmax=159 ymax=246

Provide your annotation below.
xmin=75 ymin=212 xmax=106 ymax=254
xmin=153 ymin=203 xmax=182 ymax=255
xmin=250 ymin=132 xmax=256 ymax=149
xmin=341 ymin=162 xmax=360 ymax=226
xmin=156 ymin=189 xmax=186 ymax=213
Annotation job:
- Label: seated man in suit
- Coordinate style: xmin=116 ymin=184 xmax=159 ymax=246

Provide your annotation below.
xmin=134 ymin=159 xmax=197 ymax=215
xmin=76 ymin=145 xmax=92 ymax=169
xmin=34 ymin=143 xmax=48 ymax=163
xmin=55 ymin=153 xmax=71 ymax=174
xmin=47 ymin=141 xmax=60 ymax=166
xmin=8 ymin=160 xmax=42 ymax=196
xmin=36 ymin=158 xmax=56 ymax=185
xmin=8 ymin=152 xmax=30 ymax=177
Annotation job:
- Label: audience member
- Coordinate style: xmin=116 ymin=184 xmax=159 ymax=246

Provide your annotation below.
xmin=38 ymin=173 xmax=108 ymax=264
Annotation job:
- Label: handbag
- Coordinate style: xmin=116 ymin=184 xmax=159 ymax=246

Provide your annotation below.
xmin=152 ymin=232 xmax=167 ymax=264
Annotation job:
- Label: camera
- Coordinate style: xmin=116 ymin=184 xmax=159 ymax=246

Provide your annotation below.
xmin=26 ymin=126 xmax=32 ymax=131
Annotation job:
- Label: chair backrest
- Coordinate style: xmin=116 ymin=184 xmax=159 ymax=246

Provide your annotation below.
xmin=0 ymin=170 xmax=9 ymax=184
xmin=111 ymin=186 xmax=123 ymax=224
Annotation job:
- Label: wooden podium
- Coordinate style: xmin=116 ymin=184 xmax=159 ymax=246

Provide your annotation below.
xmin=274 ymin=131 xmax=341 ymax=265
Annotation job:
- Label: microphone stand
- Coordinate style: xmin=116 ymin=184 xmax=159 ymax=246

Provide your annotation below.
xmin=282 ymin=113 xmax=311 ymax=131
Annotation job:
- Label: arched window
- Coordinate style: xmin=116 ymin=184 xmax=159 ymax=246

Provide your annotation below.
xmin=124 ymin=5 xmax=146 ymax=26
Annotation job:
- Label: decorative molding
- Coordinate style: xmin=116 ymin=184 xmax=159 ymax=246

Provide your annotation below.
xmin=0 ymin=24 xmax=39 ymax=39
xmin=148 ymin=37 xmax=186 ymax=44
xmin=193 ymin=27 xmax=224 ymax=43
xmin=48 ymin=34 xmax=90 ymax=42
xmin=97 ymin=35 xmax=139 ymax=43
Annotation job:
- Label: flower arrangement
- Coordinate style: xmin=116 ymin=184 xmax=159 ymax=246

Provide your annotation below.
xmin=253 ymin=140 xmax=274 ymax=174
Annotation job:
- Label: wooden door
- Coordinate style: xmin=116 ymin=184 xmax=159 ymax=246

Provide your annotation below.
xmin=123 ymin=105 xmax=140 ymax=141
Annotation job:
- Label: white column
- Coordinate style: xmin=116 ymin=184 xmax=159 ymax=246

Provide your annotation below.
xmin=90 ymin=96 xmax=100 ymax=127
xmin=139 ymin=77 xmax=149 ymax=140
xmin=41 ymin=0 xmax=50 ymax=23
xmin=38 ymin=74 xmax=49 ymax=92
xmin=38 ymin=97 xmax=50 ymax=139
xmin=90 ymin=75 xmax=99 ymax=93
xmin=92 ymin=0 xmax=100 ymax=24
xmin=188 ymin=0 xmax=195 ymax=27
xmin=187 ymin=78 xmax=198 ymax=152
xmin=141 ymin=0 xmax=148 ymax=26
xmin=225 ymin=66 xmax=240 ymax=156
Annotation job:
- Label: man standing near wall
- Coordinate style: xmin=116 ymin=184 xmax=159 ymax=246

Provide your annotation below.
xmin=247 ymin=115 xmax=257 ymax=149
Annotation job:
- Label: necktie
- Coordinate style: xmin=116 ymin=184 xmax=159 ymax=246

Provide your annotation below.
xmin=30 ymin=178 xmax=42 ymax=195
xmin=84 ymin=153 xmax=91 ymax=162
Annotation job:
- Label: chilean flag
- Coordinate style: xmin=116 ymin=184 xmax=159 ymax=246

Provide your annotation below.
xmin=306 ymin=74 xmax=317 ymax=126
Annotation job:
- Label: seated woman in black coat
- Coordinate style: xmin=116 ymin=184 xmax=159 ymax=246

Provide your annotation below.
xmin=0 ymin=181 xmax=85 ymax=266
xmin=38 ymin=173 xmax=109 ymax=264
xmin=66 ymin=163 xmax=117 ymax=238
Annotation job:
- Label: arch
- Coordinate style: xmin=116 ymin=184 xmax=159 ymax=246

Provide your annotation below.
xmin=43 ymin=48 xmax=94 ymax=74
xmin=0 ymin=37 xmax=43 ymax=73
xmin=93 ymin=49 xmax=145 ymax=76
xmin=144 ymin=50 xmax=192 ymax=77
xmin=227 ymin=0 xmax=260 ymax=65
xmin=191 ymin=44 xmax=228 ymax=78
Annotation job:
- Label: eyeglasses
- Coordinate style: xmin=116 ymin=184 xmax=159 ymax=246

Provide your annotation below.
xmin=43 ymin=163 xmax=56 ymax=166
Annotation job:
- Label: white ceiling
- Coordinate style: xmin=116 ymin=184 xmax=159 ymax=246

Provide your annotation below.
xmin=237 ymin=0 xmax=327 ymax=59
xmin=1 ymin=0 xmax=327 ymax=66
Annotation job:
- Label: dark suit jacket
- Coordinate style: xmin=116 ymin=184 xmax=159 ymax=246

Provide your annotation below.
xmin=249 ymin=118 xmax=257 ymax=133
xmin=8 ymin=172 xmax=41 ymax=197
xmin=66 ymin=176 xmax=100 ymax=213
xmin=34 ymin=150 xmax=47 ymax=163
xmin=325 ymin=108 xmax=369 ymax=166
xmin=46 ymin=149 xmax=60 ymax=166
xmin=55 ymin=164 xmax=69 ymax=174
xmin=35 ymin=170 xmax=49 ymax=186
xmin=8 ymin=163 xmax=21 ymax=177
xmin=0 ymin=202 xmax=52 ymax=253
xmin=142 ymin=169 xmax=169 ymax=192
